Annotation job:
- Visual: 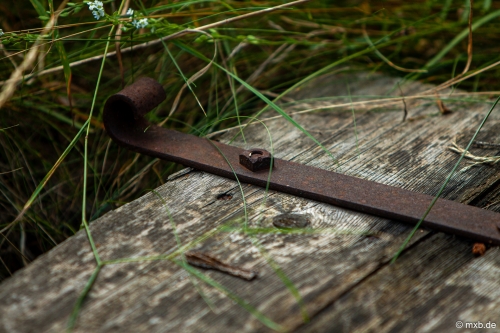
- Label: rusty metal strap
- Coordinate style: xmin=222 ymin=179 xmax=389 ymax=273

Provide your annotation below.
xmin=103 ymin=77 xmax=500 ymax=245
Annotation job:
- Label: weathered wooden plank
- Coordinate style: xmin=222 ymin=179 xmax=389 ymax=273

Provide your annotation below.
xmin=1 ymin=71 xmax=499 ymax=333
xmin=296 ymin=235 xmax=500 ymax=333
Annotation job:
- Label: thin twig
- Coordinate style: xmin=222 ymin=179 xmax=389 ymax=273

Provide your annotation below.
xmin=423 ymin=0 xmax=474 ymax=94
xmin=0 ymin=167 xmax=23 ymax=175
xmin=218 ymin=43 xmax=288 ymax=116
xmin=424 ymin=59 xmax=500 ymax=94
xmin=160 ymin=30 xmax=217 ymax=125
xmin=462 ymin=0 xmax=474 ymax=75
xmin=0 ymin=256 xmax=12 ymax=276
xmin=398 ymin=82 xmax=408 ymax=122
xmin=363 ymin=27 xmax=427 ymax=73
xmin=205 ymin=90 xmax=500 ymax=138
xmin=0 ymin=43 xmax=18 ymax=69
xmin=115 ymin=0 xmax=131 ymax=88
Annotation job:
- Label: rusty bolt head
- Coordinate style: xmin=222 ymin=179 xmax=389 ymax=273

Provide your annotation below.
xmin=239 ymin=149 xmax=273 ymax=172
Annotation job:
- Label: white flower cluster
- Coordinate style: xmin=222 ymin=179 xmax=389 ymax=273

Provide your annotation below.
xmin=87 ymin=0 xmax=105 ymax=20
xmin=132 ymin=18 xmax=148 ymax=29
xmin=0 ymin=29 xmax=4 ymax=37
xmin=123 ymin=7 xmax=149 ymax=31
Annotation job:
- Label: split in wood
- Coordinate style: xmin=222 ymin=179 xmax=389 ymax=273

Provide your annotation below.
xmin=184 ymin=251 xmax=258 ymax=281
xmin=216 ymin=192 xmax=233 ymax=201
xmin=473 ymin=141 xmax=500 ymax=149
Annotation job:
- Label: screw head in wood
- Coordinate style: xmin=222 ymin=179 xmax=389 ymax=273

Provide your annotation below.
xmin=239 ymin=149 xmax=273 ymax=172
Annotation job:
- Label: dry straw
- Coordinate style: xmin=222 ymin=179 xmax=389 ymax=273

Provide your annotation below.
xmin=449 ymin=138 xmax=500 ymax=166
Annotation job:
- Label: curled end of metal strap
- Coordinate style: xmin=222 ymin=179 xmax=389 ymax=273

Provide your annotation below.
xmin=103 ymin=77 xmax=166 ymax=142
xmin=105 ymin=77 xmax=165 ymax=118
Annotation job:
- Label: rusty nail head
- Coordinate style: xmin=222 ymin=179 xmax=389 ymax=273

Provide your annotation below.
xmin=239 ymin=148 xmax=273 ymax=172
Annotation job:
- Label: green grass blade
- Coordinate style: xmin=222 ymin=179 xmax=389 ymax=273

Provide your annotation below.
xmin=1 ymin=119 xmax=89 ymax=234
xmin=205 ymin=139 xmax=249 ymax=227
xmin=29 ymin=0 xmax=46 ymax=17
xmin=67 ymin=265 xmax=102 ymax=332
xmin=151 ymin=189 xmax=219 ymax=312
xmin=173 ymin=41 xmax=338 ymax=165
xmin=176 ymin=259 xmax=285 ymax=332
xmin=423 ymin=10 xmax=500 ymax=71
xmin=347 ymin=82 xmax=360 ymax=157
xmin=391 ymin=96 xmax=500 ymax=263
xmin=80 ymin=0 xmax=128 ymax=265
xmin=249 ymin=237 xmax=309 ymax=323
xmin=161 ymin=39 xmax=207 ymax=116
xmin=55 ymin=40 xmax=73 ymax=112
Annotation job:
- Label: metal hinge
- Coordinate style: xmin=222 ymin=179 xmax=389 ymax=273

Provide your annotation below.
xmin=103 ymin=77 xmax=500 ymax=245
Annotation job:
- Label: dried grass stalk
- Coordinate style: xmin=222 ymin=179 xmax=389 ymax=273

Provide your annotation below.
xmin=449 ymin=138 xmax=500 ymax=166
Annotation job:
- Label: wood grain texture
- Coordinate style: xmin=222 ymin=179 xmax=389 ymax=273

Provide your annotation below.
xmin=1 ymin=70 xmax=499 ymax=333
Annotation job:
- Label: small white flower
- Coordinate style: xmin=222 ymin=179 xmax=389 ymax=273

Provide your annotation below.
xmin=126 ymin=8 xmax=134 ymax=17
xmin=0 ymin=29 xmax=4 ymax=37
xmin=132 ymin=18 xmax=148 ymax=29
xmin=87 ymin=0 xmax=105 ymax=20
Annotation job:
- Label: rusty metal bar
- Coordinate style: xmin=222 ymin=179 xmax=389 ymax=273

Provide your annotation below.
xmin=103 ymin=77 xmax=500 ymax=245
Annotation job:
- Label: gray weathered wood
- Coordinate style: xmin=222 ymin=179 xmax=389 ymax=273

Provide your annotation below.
xmin=1 ymin=71 xmax=499 ymax=333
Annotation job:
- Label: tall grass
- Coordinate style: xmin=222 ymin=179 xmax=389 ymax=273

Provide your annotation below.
xmin=1 ymin=0 xmax=500 ymax=328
